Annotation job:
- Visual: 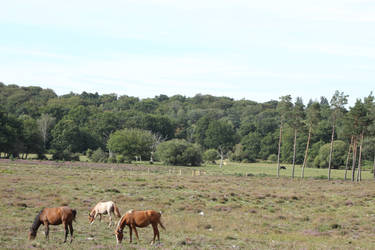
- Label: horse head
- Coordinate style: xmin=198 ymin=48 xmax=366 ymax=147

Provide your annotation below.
xmin=115 ymin=228 xmax=123 ymax=244
xmin=88 ymin=213 xmax=95 ymax=223
xmin=28 ymin=230 xmax=37 ymax=240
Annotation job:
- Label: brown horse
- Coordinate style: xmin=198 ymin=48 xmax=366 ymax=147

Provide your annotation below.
xmin=115 ymin=209 xmax=165 ymax=245
xmin=28 ymin=206 xmax=76 ymax=243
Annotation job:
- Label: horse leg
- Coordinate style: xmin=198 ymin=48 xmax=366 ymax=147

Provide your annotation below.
xmin=44 ymin=223 xmax=50 ymax=241
xmin=151 ymin=223 xmax=159 ymax=244
xmin=128 ymin=225 xmax=133 ymax=243
xmin=63 ymin=223 xmax=68 ymax=243
xmin=99 ymin=214 xmax=102 ymax=222
xmin=108 ymin=212 xmax=113 ymax=228
xmin=132 ymin=226 xmax=140 ymax=243
xmin=69 ymin=223 xmax=74 ymax=243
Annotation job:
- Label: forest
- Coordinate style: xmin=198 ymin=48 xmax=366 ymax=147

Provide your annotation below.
xmin=0 ymin=82 xmax=374 ymax=175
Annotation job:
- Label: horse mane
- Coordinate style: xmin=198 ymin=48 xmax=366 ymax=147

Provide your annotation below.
xmin=30 ymin=209 xmax=44 ymax=233
xmin=116 ymin=213 xmax=127 ymax=230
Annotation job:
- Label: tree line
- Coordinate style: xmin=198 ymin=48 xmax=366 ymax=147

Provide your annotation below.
xmin=0 ymin=83 xmax=374 ymax=180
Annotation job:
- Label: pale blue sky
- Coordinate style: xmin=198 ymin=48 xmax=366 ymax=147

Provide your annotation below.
xmin=1 ymin=0 xmax=374 ymax=105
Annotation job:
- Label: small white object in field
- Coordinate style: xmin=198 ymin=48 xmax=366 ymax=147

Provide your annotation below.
xmin=87 ymin=237 xmax=94 ymax=240
xmin=199 ymin=211 xmax=204 ymax=216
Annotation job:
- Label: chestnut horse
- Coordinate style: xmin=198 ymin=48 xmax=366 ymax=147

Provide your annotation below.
xmin=89 ymin=201 xmax=121 ymax=227
xmin=28 ymin=206 xmax=76 ymax=243
xmin=115 ymin=209 xmax=165 ymax=245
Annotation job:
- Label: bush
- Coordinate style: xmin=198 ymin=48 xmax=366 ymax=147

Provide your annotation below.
xmin=313 ymin=140 xmax=347 ymax=169
xmin=156 ymin=139 xmax=202 ymax=166
xmin=86 ymin=149 xmax=93 ymax=157
xmin=203 ymin=149 xmax=218 ymax=163
xmin=230 ymin=144 xmax=256 ymax=163
xmin=90 ymin=148 xmax=108 ymax=163
xmin=107 ymin=128 xmax=153 ymax=162
xmin=267 ymin=154 xmax=277 ymax=163
xmin=107 ymin=156 xmax=117 ymax=163
xmin=116 ymin=154 xmax=125 ymax=163
xmin=52 ymin=150 xmax=79 ymax=161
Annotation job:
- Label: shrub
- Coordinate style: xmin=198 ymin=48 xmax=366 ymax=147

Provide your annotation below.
xmin=313 ymin=140 xmax=347 ymax=169
xmin=107 ymin=128 xmax=153 ymax=162
xmin=230 ymin=144 xmax=256 ymax=163
xmin=52 ymin=149 xmax=79 ymax=161
xmin=116 ymin=154 xmax=125 ymax=163
xmin=156 ymin=139 xmax=202 ymax=166
xmin=86 ymin=148 xmax=93 ymax=157
xmin=267 ymin=154 xmax=277 ymax=163
xmin=107 ymin=156 xmax=117 ymax=163
xmin=90 ymin=148 xmax=108 ymax=163
xmin=203 ymin=149 xmax=219 ymax=163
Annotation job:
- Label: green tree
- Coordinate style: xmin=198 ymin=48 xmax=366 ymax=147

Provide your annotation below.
xmin=37 ymin=113 xmax=56 ymax=150
xmin=328 ymin=91 xmax=348 ymax=180
xmin=203 ymin=149 xmax=219 ymax=163
xmin=51 ymin=119 xmax=94 ymax=155
xmin=0 ymin=110 xmax=22 ymax=157
xmin=20 ymin=115 xmax=44 ymax=158
xmin=301 ymin=101 xmax=321 ymax=178
xmin=156 ymin=139 xmax=202 ymax=166
xmin=314 ymin=140 xmax=347 ymax=169
xmin=204 ymin=120 xmax=237 ymax=168
xmin=107 ymin=128 xmax=153 ymax=162
xmin=276 ymin=95 xmax=293 ymax=177
xmin=289 ymin=97 xmax=305 ymax=178
xmin=240 ymin=132 xmax=262 ymax=162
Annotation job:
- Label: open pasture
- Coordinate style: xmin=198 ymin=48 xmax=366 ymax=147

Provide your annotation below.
xmin=1 ymin=160 xmax=375 ymax=249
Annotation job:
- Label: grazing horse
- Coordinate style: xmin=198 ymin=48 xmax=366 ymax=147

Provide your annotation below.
xmin=28 ymin=206 xmax=76 ymax=243
xmin=89 ymin=201 xmax=121 ymax=227
xmin=115 ymin=209 xmax=165 ymax=245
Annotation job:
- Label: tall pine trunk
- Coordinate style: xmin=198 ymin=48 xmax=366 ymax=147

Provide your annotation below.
xmin=351 ymin=138 xmax=357 ymax=182
xmin=328 ymin=124 xmax=335 ymax=180
xmin=292 ymin=128 xmax=297 ymax=179
xmin=344 ymin=136 xmax=353 ymax=180
xmin=356 ymin=131 xmax=364 ymax=182
xmin=277 ymin=122 xmax=283 ymax=177
xmin=301 ymin=125 xmax=312 ymax=179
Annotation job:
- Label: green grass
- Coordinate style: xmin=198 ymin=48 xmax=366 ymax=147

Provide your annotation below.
xmin=1 ymin=160 xmax=375 ymax=249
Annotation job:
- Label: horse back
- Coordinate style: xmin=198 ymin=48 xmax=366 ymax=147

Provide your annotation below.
xmin=131 ymin=210 xmax=161 ymax=227
xmin=95 ymin=201 xmax=114 ymax=213
xmin=43 ymin=207 xmax=75 ymax=225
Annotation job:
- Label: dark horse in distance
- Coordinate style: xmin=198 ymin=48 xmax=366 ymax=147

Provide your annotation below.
xmin=29 ymin=206 xmax=77 ymax=243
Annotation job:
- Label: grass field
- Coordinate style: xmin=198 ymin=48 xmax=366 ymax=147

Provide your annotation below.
xmin=1 ymin=159 xmax=375 ymax=249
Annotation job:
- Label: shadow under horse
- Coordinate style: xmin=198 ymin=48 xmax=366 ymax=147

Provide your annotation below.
xmin=29 ymin=206 xmax=77 ymax=243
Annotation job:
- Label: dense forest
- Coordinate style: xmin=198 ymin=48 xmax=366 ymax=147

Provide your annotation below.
xmin=1 ymin=82 xmax=374 ymax=173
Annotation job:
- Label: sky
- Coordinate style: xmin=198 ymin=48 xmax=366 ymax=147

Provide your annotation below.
xmin=1 ymin=0 xmax=374 ymax=106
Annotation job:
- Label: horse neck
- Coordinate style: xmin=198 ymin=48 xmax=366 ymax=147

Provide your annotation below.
xmin=30 ymin=210 xmax=43 ymax=234
xmin=117 ymin=215 xmax=127 ymax=230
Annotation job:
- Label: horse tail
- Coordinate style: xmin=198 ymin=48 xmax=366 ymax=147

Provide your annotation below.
xmin=113 ymin=204 xmax=121 ymax=218
xmin=158 ymin=211 xmax=166 ymax=230
xmin=72 ymin=209 xmax=77 ymax=222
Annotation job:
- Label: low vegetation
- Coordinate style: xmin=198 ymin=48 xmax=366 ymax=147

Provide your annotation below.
xmin=1 ymin=160 xmax=375 ymax=249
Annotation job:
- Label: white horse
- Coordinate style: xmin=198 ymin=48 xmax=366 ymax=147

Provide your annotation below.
xmin=89 ymin=201 xmax=121 ymax=227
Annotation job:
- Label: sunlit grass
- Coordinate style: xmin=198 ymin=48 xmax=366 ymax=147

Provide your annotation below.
xmin=1 ymin=160 xmax=375 ymax=249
